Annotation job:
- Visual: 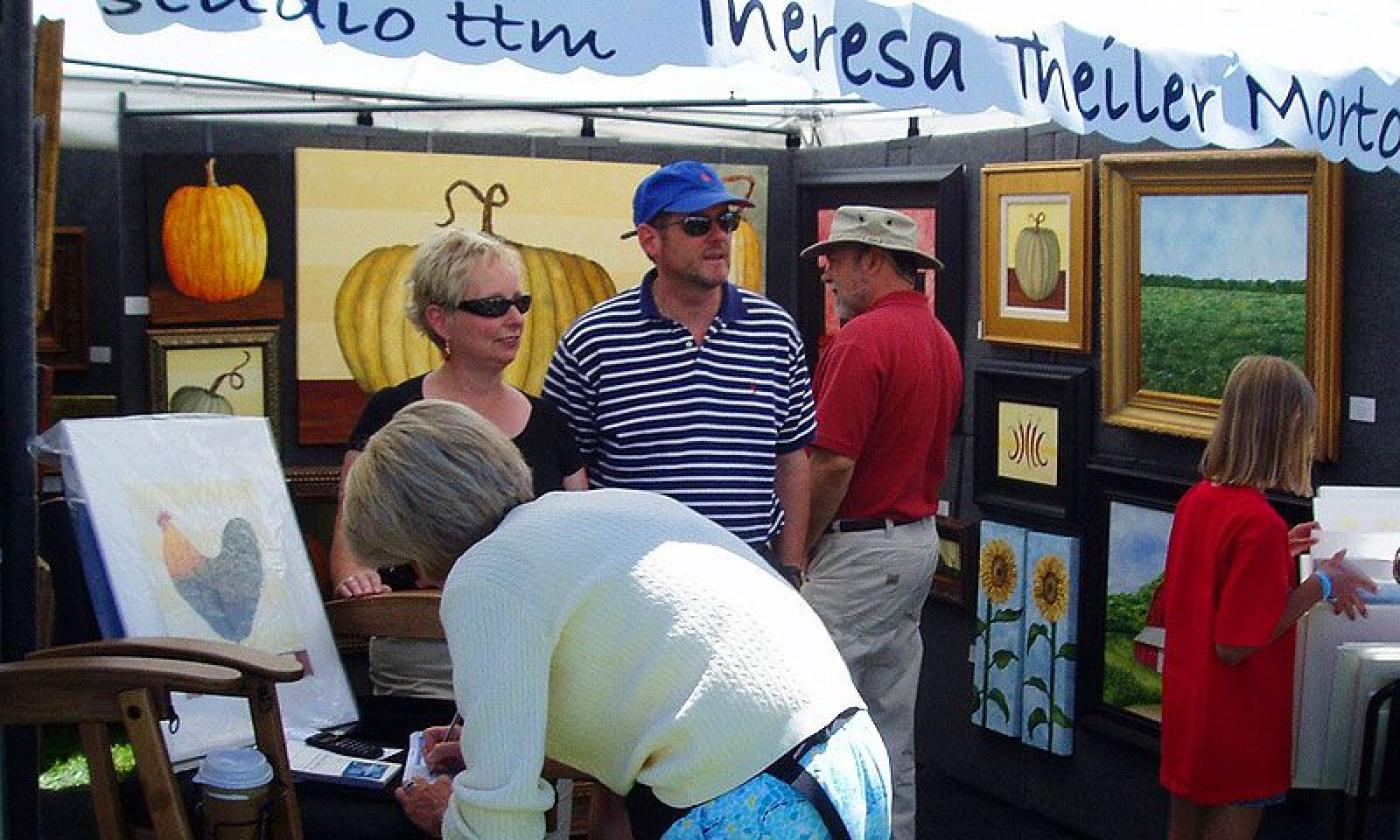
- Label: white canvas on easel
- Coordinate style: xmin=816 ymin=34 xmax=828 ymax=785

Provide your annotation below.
xmin=1293 ymin=493 xmax=1400 ymax=789
xmin=36 ymin=415 xmax=356 ymax=763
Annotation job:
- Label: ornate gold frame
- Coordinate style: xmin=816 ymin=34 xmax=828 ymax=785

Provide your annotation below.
xmin=980 ymin=160 xmax=1093 ymax=351
xmin=1099 ymin=150 xmax=1343 ymax=460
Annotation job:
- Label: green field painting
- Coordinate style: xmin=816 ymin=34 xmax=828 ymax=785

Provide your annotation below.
xmin=1139 ymin=275 xmax=1306 ymax=398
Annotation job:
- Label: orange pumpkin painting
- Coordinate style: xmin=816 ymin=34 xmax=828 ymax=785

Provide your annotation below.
xmin=161 ymin=157 xmax=268 ymax=303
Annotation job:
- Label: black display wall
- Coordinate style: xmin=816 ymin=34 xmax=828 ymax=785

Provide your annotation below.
xmin=798 ymin=129 xmax=1400 ymax=838
xmin=46 ymin=118 xmax=1400 ymax=838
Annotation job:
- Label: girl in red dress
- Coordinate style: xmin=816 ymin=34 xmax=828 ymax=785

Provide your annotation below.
xmin=1160 ymin=355 xmax=1375 ymax=840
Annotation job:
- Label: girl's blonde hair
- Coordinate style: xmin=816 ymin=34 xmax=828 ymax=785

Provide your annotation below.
xmin=405 ymin=228 xmax=525 ymax=349
xmin=342 ymin=399 xmax=534 ymax=583
xmin=1200 ymin=355 xmax=1317 ymax=496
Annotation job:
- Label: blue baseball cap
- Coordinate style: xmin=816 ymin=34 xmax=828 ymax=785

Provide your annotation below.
xmin=630 ymin=161 xmax=753 ymax=231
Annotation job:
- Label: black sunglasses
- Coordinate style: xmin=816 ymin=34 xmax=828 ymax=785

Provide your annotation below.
xmin=658 ymin=211 xmax=743 ymax=237
xmin=456 ymin=293 xmax=532 ymax=318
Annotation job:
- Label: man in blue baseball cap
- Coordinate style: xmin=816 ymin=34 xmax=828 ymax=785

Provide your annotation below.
xmin=544 ymin=160 xmax=816 ymax=585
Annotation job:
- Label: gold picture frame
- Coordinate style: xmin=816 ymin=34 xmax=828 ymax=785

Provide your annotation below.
xmin=148 ymin=326 xmax=281 ymax=443
xmin=1099 ymin=150 xmax=1342 ymax=460
xmin=980 ymin=160 xmax=1093 ymax=351
xmin=33 ymin=18 xmax=64 ymax=317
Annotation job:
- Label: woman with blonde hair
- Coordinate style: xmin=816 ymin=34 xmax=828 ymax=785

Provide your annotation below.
xmin=330 ymin=227 xmax=586 ymax=602
xmin=1160 ymin=355 xmax=1375 ymax=840
xmin=343 ymin=400 xmax=892 ymax=840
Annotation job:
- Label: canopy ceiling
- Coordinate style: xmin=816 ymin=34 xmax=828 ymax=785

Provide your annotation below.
xmin=36 ymin=1 xmax=1400 ymax=166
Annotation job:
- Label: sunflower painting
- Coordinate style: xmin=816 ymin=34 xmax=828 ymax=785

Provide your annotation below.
xmin=1021 ymin=532 xmax=1080 ymax=756
xmin=972 ymin=521 xmax=1028 ymax=737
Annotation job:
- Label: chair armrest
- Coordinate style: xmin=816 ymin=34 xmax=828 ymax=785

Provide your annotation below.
xmin=324 ymin=591 xmax=445 ymax=641
xmin=0 ymin=656 xmax=244 ymax=725
xmin=28 ymin=637 xmax=304 ymax=683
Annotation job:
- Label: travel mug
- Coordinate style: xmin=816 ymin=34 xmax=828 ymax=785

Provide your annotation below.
xmin=193 ymin=747 xmax=274 ymax=840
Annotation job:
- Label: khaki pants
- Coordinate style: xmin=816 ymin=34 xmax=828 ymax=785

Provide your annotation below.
xmin=802 ymin=517 xmax=937 ymax=840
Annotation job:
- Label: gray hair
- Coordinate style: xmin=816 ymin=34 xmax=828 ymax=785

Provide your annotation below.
xmin=405 ymin=228 xmax=526 ymax=348
xmin=342 ymin=399 xmax=534 ymax=583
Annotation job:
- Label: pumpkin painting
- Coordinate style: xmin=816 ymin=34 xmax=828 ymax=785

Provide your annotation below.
xmin=162 ymin=158 xmax=268 ymax=303
xmin=333 ymin=180 xmax=618 ymax=397
xmin=1013 ymin=212 xmax=1061 ymax=301
xmin=169 ymin=350 xmax=251 ymax=415
xmin=723 ymin=174 xmax=764 ymax=294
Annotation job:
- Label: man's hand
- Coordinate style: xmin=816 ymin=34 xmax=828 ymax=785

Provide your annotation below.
xmin=396 ymin=777 xmax=453 ymax=838
xmin=422 ymin=724 xmax=465 ymax=774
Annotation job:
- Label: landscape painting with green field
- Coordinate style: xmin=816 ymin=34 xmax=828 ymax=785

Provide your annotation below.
xmin=1139 ymin=194 xmax=1308 ymax=398
xmin=1102 ymin=501 xmax=1175 ymax=723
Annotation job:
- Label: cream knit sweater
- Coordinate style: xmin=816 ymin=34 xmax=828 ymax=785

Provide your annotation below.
xmin=437 ymin=488 xmax=862 ymax=840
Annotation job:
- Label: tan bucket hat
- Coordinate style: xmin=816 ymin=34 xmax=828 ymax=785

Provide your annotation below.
xmin=800 ymin=205 xmax=943 ymax=271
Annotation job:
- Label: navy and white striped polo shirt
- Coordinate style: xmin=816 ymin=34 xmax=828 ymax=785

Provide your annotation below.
xmin=543 ymin=272 xmax=816 ymax=545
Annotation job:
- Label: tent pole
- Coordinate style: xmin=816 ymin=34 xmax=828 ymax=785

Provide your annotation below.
xmin=0 ymin=0 xmax=40 ymax=838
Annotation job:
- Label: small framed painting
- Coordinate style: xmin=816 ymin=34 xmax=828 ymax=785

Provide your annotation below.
xmin=148 ymin=326 xmax=280 ymax=441
xmin=973 ymin=361 xmax=1090 ymax=523
xmin=979 ymin=160 xmax=1093 ymax=351
xmin=931 ymin=515 xmax=978 ymax=609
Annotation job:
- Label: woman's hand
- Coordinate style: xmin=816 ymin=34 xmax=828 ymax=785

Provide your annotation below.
xmin=333 ymin=568 xmax=391 ymax=599
xmin=396 ymin=776 xmax=453 ymax=838
xmin=423 ymin=725 xmax=465 ymax=774
xmin=1318 ymin=549 xmax=1379 ymax=619
xmin=1287 ymin=521 xmax=1320 ymax=557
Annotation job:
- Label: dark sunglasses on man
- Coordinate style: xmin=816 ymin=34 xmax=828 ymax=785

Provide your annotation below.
xmin=456 ymin=293 xmax=532 ymax=318
xmin=654 ymin=211 xmax=744 ymax=237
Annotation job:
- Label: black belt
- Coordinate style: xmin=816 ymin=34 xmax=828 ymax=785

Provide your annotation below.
xmin=826 ymin=516 xmax=920 ymax=534
xmin=624 ymin=707 xmax=859 ymax=840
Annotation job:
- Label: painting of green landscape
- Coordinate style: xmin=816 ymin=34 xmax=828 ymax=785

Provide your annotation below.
xmin=1102 ymin=501 xmax=1174 ymax=722
xmin=1139 ymin=194 xmax=1308 ymax=398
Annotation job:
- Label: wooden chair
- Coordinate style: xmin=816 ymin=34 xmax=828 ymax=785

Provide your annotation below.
xmin=323 ymin=592 xmax=606 ymax=838
xmin=10 ymin=637 xmax=305 ymax=840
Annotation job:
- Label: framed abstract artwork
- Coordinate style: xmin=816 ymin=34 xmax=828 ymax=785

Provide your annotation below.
xmin=931 ymin=515 xmax=978 ymax=609
xmin=979 ymin=160 xmax=1093 ymax=351
xmin=1099 ymin=149 xmax=1343 ymax=459
xmin=148 ymin=327 xmax=280 ymax=443
xmin=973 ymin=361 xmax=1090 ymax=523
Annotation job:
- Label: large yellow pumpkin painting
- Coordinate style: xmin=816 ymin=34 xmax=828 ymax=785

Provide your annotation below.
xmin=334 ymin=180 xmax=618 ymax=397
xmin=723 ymin=174 xmax=764 ymax=294
xmin=161 ymin=158 xmax=268 ymax=302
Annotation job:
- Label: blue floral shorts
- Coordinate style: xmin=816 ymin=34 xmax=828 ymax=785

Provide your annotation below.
xmin=661 ymin=710 xmax=891 ymax=839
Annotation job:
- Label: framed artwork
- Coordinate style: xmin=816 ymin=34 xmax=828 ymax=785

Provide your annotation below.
xmin=148 ymin=327 xmax=280 ymax=439
xmin=931 ymin=515 xmax=978 ymax=609
xmin=1077 ymin=462 xmax=1307 ymax=749
xmin=144 ymin=154 xmax=287 ymax=326
xmin=795 ymin=165 xmax=966 ymax=366
xmin=294 ymin=149 xmax=768 ymax=444
xmin=37 ymin=227 xmax=89 ymax=370
xmin=973 ymin=361 xmax=1090 ymax=523
xmin=979 ymin=160 xmax=1093 ymax=351
xmin=32 ymin=18 xmax=64 ymax=322
xmin=1099 ymin=149 xmax=1343 ymax=460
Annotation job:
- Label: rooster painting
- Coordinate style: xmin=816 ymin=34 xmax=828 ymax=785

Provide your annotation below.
xmin=158 ymin=510 xmax=264 ymax=642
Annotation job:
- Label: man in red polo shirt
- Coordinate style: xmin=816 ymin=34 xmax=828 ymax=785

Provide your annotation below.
xmin=799 ymin=205 xmax=963 ymax=840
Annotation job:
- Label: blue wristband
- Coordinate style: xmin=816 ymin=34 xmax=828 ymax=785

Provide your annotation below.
xmin=1316 ymin=569 xmax=1334 ymax=602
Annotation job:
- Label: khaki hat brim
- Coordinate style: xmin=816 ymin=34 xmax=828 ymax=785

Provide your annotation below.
xmin=800 ymin=238 xmax=944 ymax=272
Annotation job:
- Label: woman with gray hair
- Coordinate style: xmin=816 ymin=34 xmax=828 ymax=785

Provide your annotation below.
xmin=329 ymin=227 xmax=586 ymax=604
xmin=343 ymin=399 xmax=892 ymax=840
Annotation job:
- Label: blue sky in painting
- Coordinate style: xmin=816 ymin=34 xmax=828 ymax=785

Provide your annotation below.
xmin=1106 ymin=502 xmax=1175 ymax=595
xmin=1140 ymin=194 xmax=1307 ymax=281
